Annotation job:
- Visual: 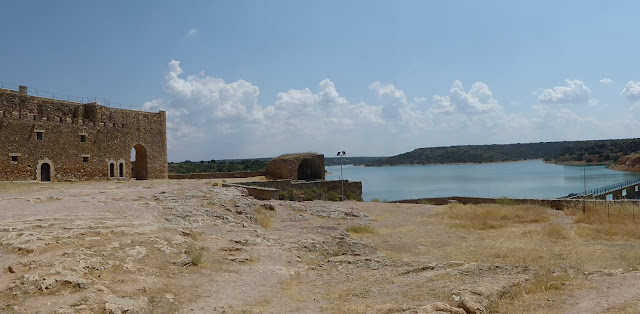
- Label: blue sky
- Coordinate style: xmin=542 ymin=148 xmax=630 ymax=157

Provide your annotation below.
xmin=2 ymin=1 xmax=640 ymax=161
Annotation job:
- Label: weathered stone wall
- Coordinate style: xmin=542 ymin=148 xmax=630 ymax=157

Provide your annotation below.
xmin=266 ymin=153 xmax=325 ymax=180
xmin=237 ymin=179 xmax=362 ymax=201
xmin=223 ymin=183 xmax=279 ymax=200
xmin=0 ymin=88 xmax=168 ymax=181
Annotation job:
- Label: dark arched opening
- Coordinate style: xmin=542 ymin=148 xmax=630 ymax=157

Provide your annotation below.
xmin=109 ymin=163 xmax=115 ymax=178
xmin=41 ymin=163 xmax=51 ymax=182
xmin=119 ymin=163 xmax=124 ymax=177
xmin=297 ymin=159 xmax=322 ymax=181
xmin=132 ymin=144 xmax=148 ymax=180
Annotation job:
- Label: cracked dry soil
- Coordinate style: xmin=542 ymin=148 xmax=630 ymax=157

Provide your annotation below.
xmin=1 ymin=179 xmax=640 ymax=313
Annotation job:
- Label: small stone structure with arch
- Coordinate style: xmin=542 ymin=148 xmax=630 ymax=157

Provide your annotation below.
xmin=266 ymin=153 xmax=325 ymax=181
xmin=227 ymin=152 xmax=362 ymax=201
xmin=0 ymin=86 xmax=167 ymax=181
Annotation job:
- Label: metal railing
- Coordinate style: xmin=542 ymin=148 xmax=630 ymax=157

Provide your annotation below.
xmin=0 ymin=81 xmax=154 ymax=112
xmin=574 ymin=178 xmax=640 ymax=197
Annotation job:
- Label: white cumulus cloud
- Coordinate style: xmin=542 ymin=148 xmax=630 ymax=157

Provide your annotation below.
xmin=600 ymin=78 xmax=612 ymax=84
xmin=164 ymin=60 xmax=262 ymax=121
xmin=621 ymin=81 xmax=640 ymax=103
xmin=369 ymin=81 xmax=411 ymax=119
xmin=146 ymin=61 xmax=626 ymax=161
xmin=273 ymin=79 xmax=391 ymax=140
xmin=538 ymin=80 xmax=591 ymax=104
xmin=431 ymin=80 xmax=502 ymax=114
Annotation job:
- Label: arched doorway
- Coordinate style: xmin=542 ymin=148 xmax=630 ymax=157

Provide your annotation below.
xmin=109 ymin=163 xmax=115 ymax=178
xmin=119 ymin=163 xmax=124 ymax=177
xmin=297 ymin=159 xmax=322 ymax=181
xmin=131 ymin=144 xmax=148 ymax=180
xmin=41 ymin=163 xmax=51 ymax=182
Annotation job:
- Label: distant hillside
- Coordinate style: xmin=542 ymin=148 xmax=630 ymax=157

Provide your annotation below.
xmin=168 ymin=156 xmax=386 ymax=174
xmin=552 ymin=139 xmax=640 ymax=164
xmin=169 ymin=159 xmax=269 ymax=174
xmin=324 ymin=156 xmax=385 ymax=166
xmin=366 ymin=139 xmax=640 ymax=166
xmin=612 ymin=154 xmax=640 ymax=172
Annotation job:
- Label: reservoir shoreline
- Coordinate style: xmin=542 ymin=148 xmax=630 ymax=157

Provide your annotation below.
xmin=326 ymin=160 xmax=640 ymax=201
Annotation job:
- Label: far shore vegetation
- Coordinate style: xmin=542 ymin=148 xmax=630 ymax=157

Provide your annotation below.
xmin=366 ymin=138 xmax=640 ymax=167
xmin=169 ymin=156 xmax=386 ymax=174
xmin=169 ymin=159 xmax=269 ymax=174
xmin=169 ymin=138 xmax=640 ymax=175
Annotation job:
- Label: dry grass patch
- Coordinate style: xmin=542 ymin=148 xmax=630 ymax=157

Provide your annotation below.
xmin=185 ymin=247 xmax=204 ymax=266
xmin=566 ymin=202 xmax=640 ymax=240
xmin=345 ymin=225 xmax=376 ymax=234
xmin=619 ymin=251 xmax=640 ymax=271
xmin=542 ymin=223 xmax=570 ymax=239
xmin=254 ymin=207 xmax=274 ymax=228
xmin=577 ymin=224 xmax=640 ymax=240
xmin=444 ymin=203 xmax=550 ymax=230
xmin=489 ymin=269 xmax=573 ymax=313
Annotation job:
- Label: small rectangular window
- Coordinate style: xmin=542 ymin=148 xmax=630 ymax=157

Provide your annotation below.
xmin=11 ymin=156 xmax=18 ymax=162
xmin=36 ymin=131 xmax=43 ymax=140
xmin=82 ymin=156 xmax=89 ymax=163
xmin=80 ymin=134 xmax=87 ymax=143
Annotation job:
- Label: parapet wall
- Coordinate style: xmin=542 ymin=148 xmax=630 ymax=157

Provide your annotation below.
xmin=0 ymin=87 xmax=168 ymax=181
xmin=235 ymin=179 xmax=362 ymax=201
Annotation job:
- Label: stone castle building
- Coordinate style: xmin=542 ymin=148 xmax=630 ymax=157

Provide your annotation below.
xmin=0 ymin=86 xmax=167 ymax=181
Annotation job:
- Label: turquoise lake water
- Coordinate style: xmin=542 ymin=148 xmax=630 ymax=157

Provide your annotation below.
xmin=325 ymin=160 xmax=640 ymax=201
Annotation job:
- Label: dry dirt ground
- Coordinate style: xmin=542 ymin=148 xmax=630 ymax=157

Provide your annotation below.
xmin=1 ymin=179 xmax=640 ymax=313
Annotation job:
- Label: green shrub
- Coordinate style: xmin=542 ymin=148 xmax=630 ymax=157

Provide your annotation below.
xmin=186 ymin=248 xmax=204 ymax=266
xmin=345 ymin=192 xmax=360 ymax=201
xmin=303 ymin=188 xmax=322 ymax=201
xmin=497 ymin=197 xmax=518 ymax=206
xmin=326 ymin=191 xmax=340 ymax=201
xmin=278 ymin=191 xmax=289 ymax=201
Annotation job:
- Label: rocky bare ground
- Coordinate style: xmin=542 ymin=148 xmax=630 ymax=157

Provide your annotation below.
xmin=1 ymin=179 xmax=640 ymax=313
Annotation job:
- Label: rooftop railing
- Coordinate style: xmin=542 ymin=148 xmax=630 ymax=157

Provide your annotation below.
xmin=0 ymin=81 xmax=154 ymax=112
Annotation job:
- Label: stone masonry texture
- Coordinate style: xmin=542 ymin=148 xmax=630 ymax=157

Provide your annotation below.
xmin=266 ymin=153 xmax=325 ymax=180
xmin=0 ymin=87 xmax=167 ymax=181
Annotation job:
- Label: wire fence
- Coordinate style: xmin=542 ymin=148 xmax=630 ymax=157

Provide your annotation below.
xmin=569 ymin=199 xmax=640 ymax=219
xmin=0 ymin=81 xmax=154 ymax=112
